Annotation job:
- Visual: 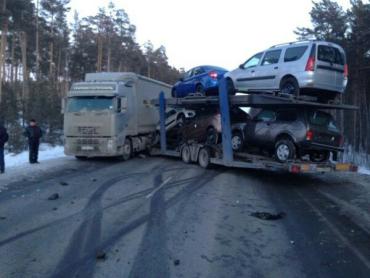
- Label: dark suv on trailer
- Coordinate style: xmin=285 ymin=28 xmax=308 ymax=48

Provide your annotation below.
xmin=232 ymin=107 xmax=344 ymax=162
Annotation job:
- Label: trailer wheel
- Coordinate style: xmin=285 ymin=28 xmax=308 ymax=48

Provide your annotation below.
xmin=122 ymin=138 xmax=132 ymax=161
xmin=181 ymin=145 xmax=191 ymax=163
xmin=198 ymin=147 xmax=211 ymax=168
xmin=309 ymin=151 xmax=330 ymax=162
xmin=274 ymin=139 xmax=296 ymax=163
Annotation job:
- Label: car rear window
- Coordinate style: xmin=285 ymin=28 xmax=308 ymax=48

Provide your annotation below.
xmin=308 ymin=111 xmax=339 ymax=131
xmin=284 ymin=46 xmax=308 ymax=62
xmin=317 ymin=45 xmax=345 ymax=65
xmin=204 ymin=66 xmax=227 ymax=72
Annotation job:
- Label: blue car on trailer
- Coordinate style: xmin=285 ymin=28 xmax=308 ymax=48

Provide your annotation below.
xmin=172 ymin=65 xmax=228 ymax=97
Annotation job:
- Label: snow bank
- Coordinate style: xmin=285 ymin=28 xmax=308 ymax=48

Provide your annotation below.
xmin=358 ymin=167 xmax=370 ymax=176
xmin=4 ymin=144 xmax=65 ymax=168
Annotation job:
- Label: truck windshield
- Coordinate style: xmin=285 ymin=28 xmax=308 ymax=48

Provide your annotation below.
xmin=67 ymin=96 xmax=114 ymax=112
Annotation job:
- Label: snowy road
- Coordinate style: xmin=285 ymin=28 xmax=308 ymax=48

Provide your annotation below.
xmin=0 ymin=156 xmax=370 ymax=277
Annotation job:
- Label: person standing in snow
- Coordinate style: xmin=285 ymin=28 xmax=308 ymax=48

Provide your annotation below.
xmin=24 ymin=119 xmax=43 ymax=164
xmin=0 ymin=123 xmax=9 ymax=174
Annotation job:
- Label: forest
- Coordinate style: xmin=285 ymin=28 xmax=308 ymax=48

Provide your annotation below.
xmin=0 ymin=0 xmax=180 ymax=151
xmin=0 ymin=0 xmax=369 ymax=167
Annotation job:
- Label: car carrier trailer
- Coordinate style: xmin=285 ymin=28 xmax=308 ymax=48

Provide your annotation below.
xmin=151 ymin=78 xmax=358 ymax=174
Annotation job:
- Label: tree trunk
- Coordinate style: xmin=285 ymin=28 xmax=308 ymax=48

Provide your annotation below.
xmin=107 ymin=36 xmax=111 ymax=71
xmin=20 ymin=31 xmax=28 ymax=101
xmin=35 ymin=0 xmax=40 ymax=79
xmin=15 ymin=63 xmax=18 ymax=82
xmin=97 ymin=34 xmax=103 ymax=71
xmin=10 ymin=35 xmax=15 ymax=83
xmin=49 ymin=41 xmax=54 ymax=78
xmin=56 ymin=47 xmax=61 ymax=84
xmin=0 ymin=0 xmax=7 ymax=103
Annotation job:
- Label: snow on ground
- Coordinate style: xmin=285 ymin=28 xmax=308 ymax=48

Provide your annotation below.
xmin=358 ymin=167 xmax=370 ymax=176
xmin=5 ymin=144 xmax=65 ymax=168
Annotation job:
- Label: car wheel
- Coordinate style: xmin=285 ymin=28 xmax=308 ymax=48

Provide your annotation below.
xmin=181 ymin=145 xmax=191 ymax=163
xmin=309 ymin=151 xmax=330 ymax=163
xmin=206 ymin=127 xmax=218 ymax=145
xmin=198 ymin=147 xmax=211 ymax=168
xmin=280 ymin=77 xmax=299 ymax=96
xmin=274 ymin=139 xmax=296 ymax=163
xmin=195 ymin=84 xmax=205 ymax=95
xmin=231 ymin=131 xmax=244 ymax=151
xmin=122 ymin=138 xmax=132 ymax=161
xmin=227 ymin=79 xmax=236 ymax=95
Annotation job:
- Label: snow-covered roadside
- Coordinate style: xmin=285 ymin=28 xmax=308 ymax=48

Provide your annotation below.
xmin=358 ymin=167 xmax=370 ymax=176
xmin=0 ymin=145 xmax=74 ymax=187
xmin=4 ymin=144 xmax=65 ymax=168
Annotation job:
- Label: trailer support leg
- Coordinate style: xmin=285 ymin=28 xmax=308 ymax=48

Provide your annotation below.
xmin=159 ymin=91 xmax=167 ymax=153
xmin=219 ymin=78 xmax=233 ymax=165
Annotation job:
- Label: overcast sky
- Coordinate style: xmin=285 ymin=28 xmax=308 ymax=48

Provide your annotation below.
xmin=68 ymin=0 xmax=351 ymax=71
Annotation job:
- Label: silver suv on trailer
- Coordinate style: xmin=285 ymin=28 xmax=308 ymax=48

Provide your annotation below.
xmin=225 ymin=41 xmax=348 ymax=101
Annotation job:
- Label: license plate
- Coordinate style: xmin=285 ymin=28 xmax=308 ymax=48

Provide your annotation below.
xmin=335 ymin=163 xmax=351 ymax=171
xmin=81 ymin=146 xmax=94 ymax=151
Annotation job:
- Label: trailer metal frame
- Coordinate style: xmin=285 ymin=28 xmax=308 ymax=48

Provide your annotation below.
xmin=153 ymin=78 xmax=358 ymax=173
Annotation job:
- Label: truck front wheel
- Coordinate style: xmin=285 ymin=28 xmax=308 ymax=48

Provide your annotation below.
xmin=198 ymin=147 xmax=211 ymax=168
xmin=75 ymin=156 xmax=87 ymax=160
xmin=122 ymin=138 xmax=132 ymax=161
xmin=181 ymin=145 xmax=191 ymax=163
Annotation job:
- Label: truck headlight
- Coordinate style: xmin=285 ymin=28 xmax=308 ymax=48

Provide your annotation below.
xmin=107 ymin=139 xmax=114 ymax=151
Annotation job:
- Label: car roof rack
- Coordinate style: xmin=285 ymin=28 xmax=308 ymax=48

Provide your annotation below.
xmin=269 ymin=40 xmax=317 ymax=49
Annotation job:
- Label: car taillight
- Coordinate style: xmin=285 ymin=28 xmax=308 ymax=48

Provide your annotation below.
xmin=290 ymin=165 xmax=301 ymax=173
xmin=350 ymin=165 xmax=358 ymax=172
xmin=209 ymin=71 xmax=218 ymax=80
xmin=344 ymin=64 xmax=348 ymax=78
xmin=305 ymin=56 xmax=315 ymax=72
xmin=306 ymin=130 xmax=314 ymax=141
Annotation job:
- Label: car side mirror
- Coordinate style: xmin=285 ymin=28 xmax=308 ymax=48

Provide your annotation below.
xmin=179 ymin=77 xmax=184 ymax=82
xmin=239 ymin=64 xmax=244 ymax=69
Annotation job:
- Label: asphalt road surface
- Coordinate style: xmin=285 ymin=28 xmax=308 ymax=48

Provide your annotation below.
xmin=0 ymin=156 xmax=370 ymax=278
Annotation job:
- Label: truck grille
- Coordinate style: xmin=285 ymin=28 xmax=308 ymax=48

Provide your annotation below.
xmin=76 ymin=126 xmax=99 ymax=136
xmin=76 ymin=138 xmax=100 ymax=145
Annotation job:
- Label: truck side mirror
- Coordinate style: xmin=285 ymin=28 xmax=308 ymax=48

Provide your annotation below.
xmin=61 ymin=98 xmax=66 ymax=114
xmin=120 ymin=97 xmax=127 ymax=113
